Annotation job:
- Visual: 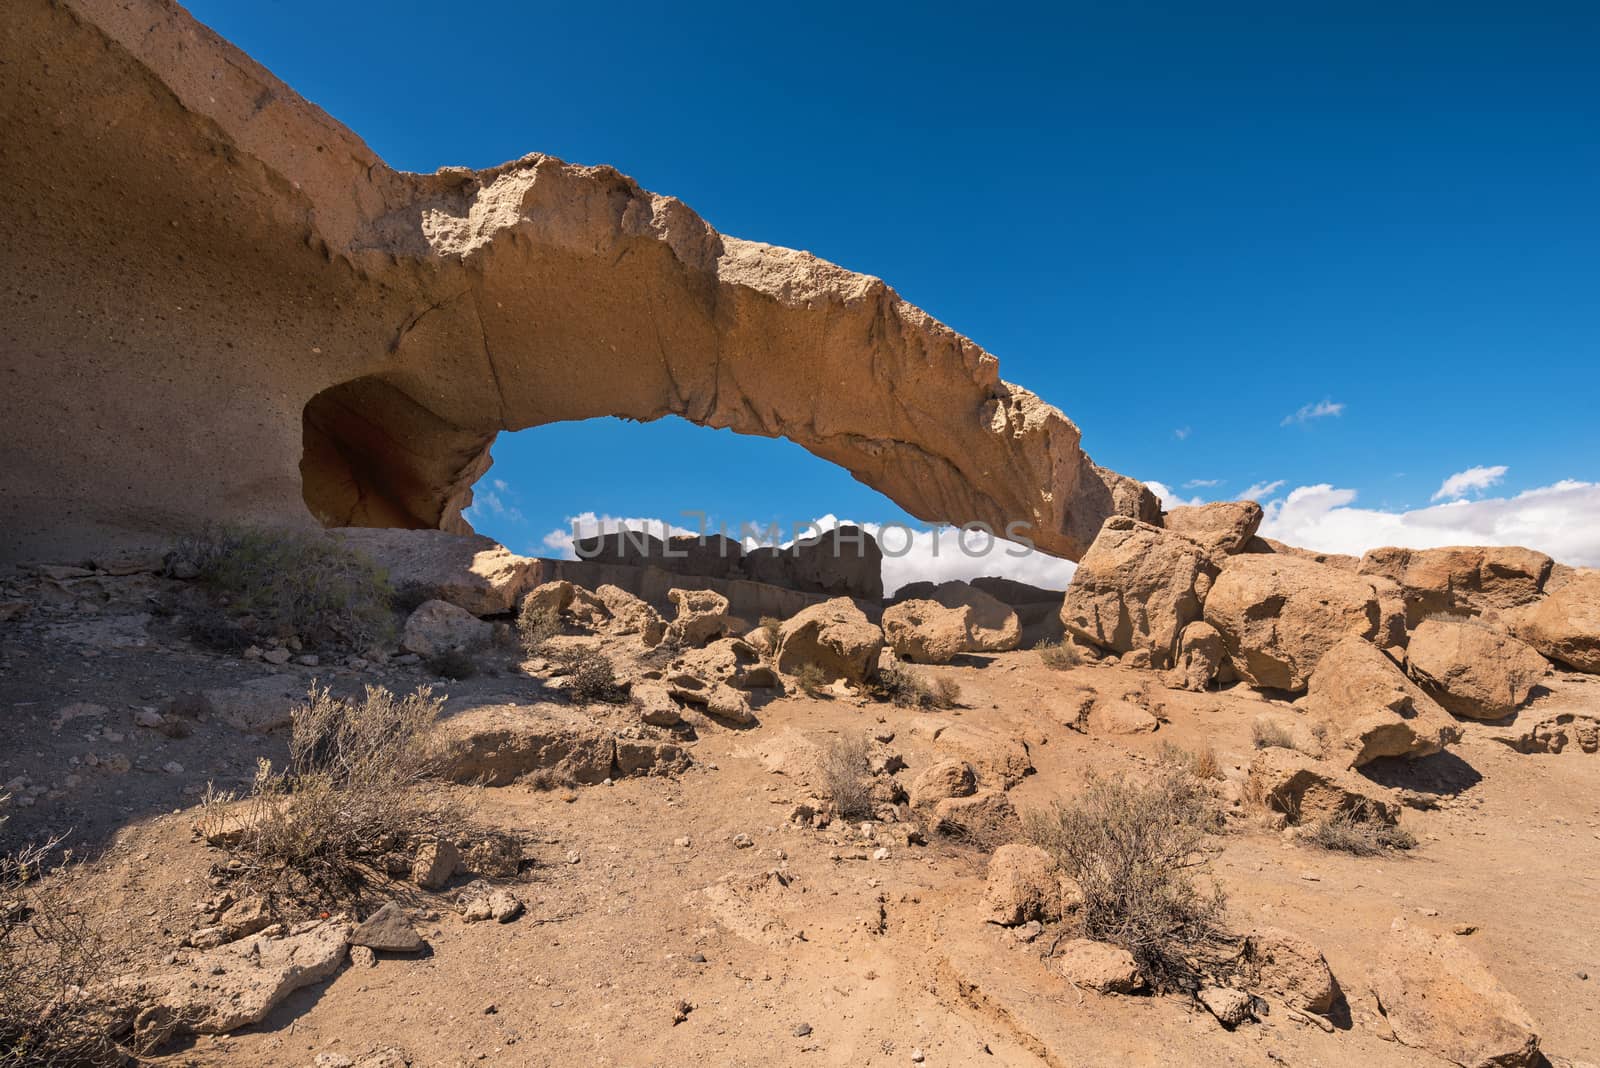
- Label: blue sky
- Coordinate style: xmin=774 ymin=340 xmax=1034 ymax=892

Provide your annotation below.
xmin=189 ymin=1 xmax=1600 ymax=580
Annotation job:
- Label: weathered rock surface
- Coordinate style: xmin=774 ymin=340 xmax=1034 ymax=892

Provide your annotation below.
xmin=350 ymin=901 xmax=426 ymax=953
xmin=1161 ymin=500 xmax=1263 ymax=555
xmin=1061 ymin=517 xmax=1217 ymax=669
xmin=1048 ymin=939 xmax=1144 ymax=994
xmin=335 ymin=530 xmax=543 ymax=616
xmin=1406 ymin=618 xmax=1549 ymax=719
xmin=1303 ymin=637 xmax=1459 ymax=767
xmin=882 ymin=599 xmax=972 ymax=664
xmin=1247 ymin=749 xmax=1399 ymax=825
xmin=909 ymin=759 xmax=977 ymax=808
xmin=0 ymin=0 xmax=1152 ymax=564
xmin=1244 ymin=927 xmax=1337 ymax=1013
xmin=201 ymin=675 xmax=305 ymax=734
xmin=432 ymin=702 xmax=688 ymax=784
xmin=665 ymin=588 xmax=734 ymax=647
xmin=1371 ymin=918 xmax=1541 ymax=1068
xmin=981 ymin=844 xmax=1079 ymax=926
xmin=932 ymin=722 xmax=1033 ymax=788
xmin=1358 ymin=545 xmax=1553 ymax=626
xmin=895 ymin=580 xmax=1022 ymax=652
xmin=743 ymin=526 xmax=884 ymax=601
xmin=1168 ymin=620 xmax=1225 ymax=692
xmin=401 ymin=599 xmax=493 ymax=657
xmin=776 ymin=598 xmax=884 ymax=684
xmin=1204 ymin=554 xmax=1399 ymax=691
xmin=1510 ymin=572 xmax=1600 ymax=673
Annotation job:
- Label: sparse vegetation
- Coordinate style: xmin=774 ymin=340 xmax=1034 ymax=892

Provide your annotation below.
xmin=1036 ymin=638 xmax=1083 ymax=670
xmin=937 ymin=801 xmax=1020 ymax=853
xmin=794 ymin=662 xmax=829 ymax=697
xmin=874 ymin=663 xmax=960 ymax=709
xmin=173 ymin=524 xmax=394 ymax=650
xmin=1303 ymin=805 xmax=1417 ymax=856
xmin=426 ymin=646 xmax=478 ymax=681
xmin=517 ymin=597 xmax=562 ymax=656
xmin=820 ymin=733 xmax=874 ymax=821
xmin=553 ymin=647 xmax=624 ymax=703
xmin=197 ymin=684 xmax=459 ymax=904
xmin=1024 ymin=770 xmax=1231 ymax=991
xmin=1158 ymin=741 xmax=1222 ymax=782
xmin=757 ymin=616 xmax=782 ymax=651
xmin=1251 ymin=716 xmax=1297 ymax=751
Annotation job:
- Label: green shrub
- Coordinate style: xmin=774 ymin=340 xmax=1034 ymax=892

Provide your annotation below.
xmin=176 ymin=525 xmax=394 ymax=650
xmin=1024 ymin=770 xmax=1230 ymax=992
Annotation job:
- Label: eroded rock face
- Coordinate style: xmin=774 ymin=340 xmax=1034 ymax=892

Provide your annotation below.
xmin=882 ymin=599 xmax=972 ymax=664
xmin=1161 ymin=501 xmax=1263 ymax=556
xmin=1358 ymin=545 xmax=1553 ymax=626
xmin=776 ymin=598 xmax=884 ymax=684
xmin=1406 ymin=618 xmax=1549 ymax=719
xmin=1061 ymin=517 xmax=1218 ymax=670
xmin=0 ymin=0 xmax=1153 ymax=564
xmin=336 ymin=529 xmax=544 ymax=616
xmin=1510 ymin=571 xmax=1600 ymax=673
xmin=1204 ymin=555 xmax=1399 ymax=692
xmin=1303 ymin=637 xmax=1459 ymax=767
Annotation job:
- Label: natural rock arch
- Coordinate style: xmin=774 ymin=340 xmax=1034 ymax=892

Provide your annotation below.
xmin=0 ymin=0 xmax=1155 ymax=563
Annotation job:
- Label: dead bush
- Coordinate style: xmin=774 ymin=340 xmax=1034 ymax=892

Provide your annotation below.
xmin=174 ymin=524 xmax=394 ymax=651
xmin=553 ymin=647 xmax=624 ymax=704
xmin=793 ymin=662 xmax=829 ymax=697
xmin=1304 ymin=805 xmax=1417 ymax=856
xmin=426 ymin=647 xmax=478 ymax=681
xmin=1036 ymin=638 xmax=1082 ymax=670
xmin=820 ymin=733 xmax=874 ymax=821
xmin=1 ymin=812 xmax=125 ymax=1067
xmin=1024 ymin=770 xmax=1231 ymax=992
xmin=1251 ymin=717 xmax=1298 ymax=751
xmin=937 ymin=801 xmax=1020 ymax=853
xmin=197 ymin=684 xmax=460 ymax=904
xmin=874 ymin=663 xmax=960 ymax=710
xmin=757 ymin=616 xmax=782 ymax=652
xmin=517 ymin=597 xmax=562 ymax=656
xmin=1157 ymin=741 xmax=1222 ymax=782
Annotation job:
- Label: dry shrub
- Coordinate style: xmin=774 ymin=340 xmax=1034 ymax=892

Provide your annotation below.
xmin=1024 ymin=770 xmax=1231 ymax=991
xmin=757 ymin=616 xmax=782 ymax=652
xmin=174 ymin=524 xmax=394 ymax=650
xmin=874 ymin=663 xmax=960 ymax=710
xmin=821 ymin=733 xmax=874 ymax=821
xmin=1 ymin=811 xmax=124 ymax=1067
xmin=426 ymin=646 xmax=478 ymax=681
xmin=1251 ymin=717 xmax=1297 ymax=751
xmin=793 ymin=662 xmax=829 ymax=697
xmin=553 ymin=647 xmax=624 ymax=703
xmin=1036 ymin=638 xmax=1082 ymax=670
xmin=197 ymin=684 xmax=459 ymax=904
xmin=937 ymin=802 xmax=1020 ymax=853
xmin=1157 ymin=741 xmax=1222 ymax=782
xmin=1304 ymin=805 xmax=1417 ymax=856
xmin=517 ymin=598 xmax=562 ymax=656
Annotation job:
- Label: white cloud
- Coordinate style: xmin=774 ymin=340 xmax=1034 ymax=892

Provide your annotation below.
xmin=1241 ymin=479 xmax=1286 ymax=502
xmin=1183 ymin=478 xmax=1222 ymax=489
xmin=1432 ymin=464 xmax=1509 ymax=501
xmin=1142 ymin=480 xmax=1207 ymax=510
xmin=1173 ymin=426 xmax=1191 ymax=440
xmin=535 ymin=511 xmax=1077 ymax=594
xmin=1281 ymin=399 xmax=1345 ymax=427
xmin=462 ymin=488 xmax=523 ymax=525
xmin=1259 ymin=479 xmax=1600 ymax=566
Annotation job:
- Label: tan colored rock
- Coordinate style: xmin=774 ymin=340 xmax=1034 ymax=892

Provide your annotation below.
xmin=1244 ymin=927 xmax=1336 ymax=1013
xmin=1248 ymin=537 xmax=1360 ymax=571
xmin=334 ymin=530 xmax=543 ymax=616
xmin=981 ymin=844 xmax=1080 ymax=926
xmin=667 ymin=674 xmax=755 ymax=725
xmin=0 ymin=0 xmax=1153 ymax=565
xmin=1162 ymin=500 xmax=1263 ymax=555
xmin=1088 ymin=699 xmax=1159 ymax=735
xmin=1197 ymin=986 xmax=1254 ymax=1029
xmin=401 ymin=599 xmax=493 ymax=658
xmin=1407 ymin=618 xmax=1549 ymax=719
xmin=593 ymin=584 xmax=666 ymax=645
xmin=1168 ymin=620 xmax=1224 ymax=691
xmin=432 ymin=703 xmax=618 ymax=786
xmin=743 ymin=525 xmax=884 ymax=600
xmin=673 ymin=637 xmax=777 ymax=690
xmin=909 ymin=759 xmax=977 ymax=808
xmin=1359 ymin=545 xmax=1553 ymax=626
xmin=521 ymin=580 xmax=575 ymax=617
xmin=882 ymin=599 xmax=972 ymax=664
xmin=933 ymin=790 xmax=1020 ymax=842
xmin=1204 ymin=554 xmax=1399 ymax=691
xmin=1061 ymin=517 xmax=1217 ymax=669
xmin=776 ymin=598 xmax=884 ymax=685
xmin=913 ymin=580 xmax=1022 ymax=652
xmin=1510 ymin=571 xmax=1600 ymax=673
xmin=1303 ymin=637 xmax=1459 ymax=767
xmin=932 ymin=723 xmax=1033 ymax=788
xmin=665 ymin=588 xmax=733 ymax=647
xmin=1371 ymin=918 xmax=1541 ymax=1068
xmin=411 ymin=839 xmax=461 ymax=891
xmin=1048 ymin=939 xmax=1144 ymax=994
xmin=631 ymin=681 xmax=684 ymax=727
xmin=1246 ymin=749 xmax=1399 ymax=825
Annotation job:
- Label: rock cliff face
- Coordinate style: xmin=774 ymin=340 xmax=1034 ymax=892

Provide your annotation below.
xmin=0 ymin=0 xmax=1154 ymax=563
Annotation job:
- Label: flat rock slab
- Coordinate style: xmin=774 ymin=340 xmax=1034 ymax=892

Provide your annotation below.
xmin=350 ymin=902 xmax=426 ymax=953
xmin=432 ymin=701 xmax=689 ymax=785
xmin=202 ymin=674 xmax=307 ymax=734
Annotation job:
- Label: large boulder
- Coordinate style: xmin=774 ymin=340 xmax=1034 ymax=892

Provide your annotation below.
xmin=1509 ymin=571 xmax=1600 ymax=673
xmin=665 ymin=588 xmax=734 ymax=647
xmin=334 ymin=530 xmax=543 ymax=616
xmin=401 ymin=599 xmax=493 ymax=658
xmin=882 ymin=599 xmax=972 ymax=664
xmin=1244 ymin=927 xmax=1336 ymax=1014
xmin=1303 ymin=637 xmax=1459 ymax=767
xmin=981 ymin=844 xmax=1080 ymax=926
xmin=1060 ymin=516 xmax=1218 ymax=669
xmin=1406 ymin=618 xmax=1549 ymax=719
xmin=592 ymin=584 xmax=666 ymax=645
xmin=909 ymin=759 xmax=977 ymax=808
xmin=897 ymin=580 xmax=1021 ymax=652
xmin=1358 ymin=545 xmax=1553 ymax=627
xmin=1371 ymin=918 xmax=1541 ymax=1068
xmin=1204 ymin=554 xmax=1400 ymax=691
xmin=1161 ymin=500 xmax=1263 ymax=555
xmin=1246 ymin=749 xmax=1399 ymax=825
xmin=776 ymin=598 xmax=884 ymax=684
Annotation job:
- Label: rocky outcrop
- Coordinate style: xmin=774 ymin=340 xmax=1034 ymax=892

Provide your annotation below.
xmin=1358 ymin=545 xmax=1553 ymax=626
xmin=981 ymin=844 xmax=1080 ymax=926
xmin=1161 ymin=501 xmax=1263 ymax=555
xmin=1060 ymin=517 xmax=1218 ymax=670
xmin=1246 ymin=749 xmax=1399 ymax=825
xmin=400 ymin=599 xmax=493 ymax=658
xmin=1509 ymin=571 xmax=1600 ymax=673
xmin=775 ymin=598 xmax=884 ymax=684
xmin=882 ymin=599 xmax=972 ymax=664
xmin=1204 ymin=554 xmax=1400 ymax=692
xmin=0 ymin=0 xmax=1153 ymax=565
xmin=894 ymin=580 xmax=1022 ymax=652
xmin=336 ymin=530 xmax=544 ymax=616
xmin=1303 ymin=637 xmax=1459 ymax=767
xmin=1243 ymin=928 xmax=1336 ymax=1014
xmin=1406 ymin=618 xmax=1549 ymax=719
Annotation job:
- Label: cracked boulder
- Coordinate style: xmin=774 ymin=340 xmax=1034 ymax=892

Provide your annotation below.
xmin=1406 ymin=617 xmax=1549 ymax=719
xmin=1302 ymin=637 xmax=1460 ymax=767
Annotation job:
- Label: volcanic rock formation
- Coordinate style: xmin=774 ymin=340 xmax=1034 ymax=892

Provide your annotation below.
xmin=0 ymin=0 xmax=1154 ymax=563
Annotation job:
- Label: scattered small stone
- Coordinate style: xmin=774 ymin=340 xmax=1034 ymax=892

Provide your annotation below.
xmin=674 ymin=836 xmax=692 ymax=848
xmin=261 ymin=647 xmax=292 ymax=665
xmin=412 ymin=839 xmax=461 ymax=891
xmin=688 ymin=952 xmax=707 ymax=964
xmin=133 ymin=707 xmax=164 ymax=729
xmin=162 ymin=761 xmax=184 ymax=775
xmin=911 ymin=1050 xmax=925 ymax=1063
xmin=350 ymin=945 xmax=376 ymax=968
xmin=872 ymin=847 xmax=890 ymax=861
xmin=1299 ymin=872 xmax=1321 ymax=882
xmin=1416 ymin=907 xmax=1440 ymax=917
xmin=1198 ymin=986 xmax=1255 ymax=1029
xmin=1578 ymin=971 xmax=1590 ymax=981
xmin=672 ymin=999 xmax=694 ymax=1025
xmin=1012 ymin=921 xmax=1043 ymax=944
xmin=1453 ymin=923 xmax=1478 ymax=936
xmin=732 ymin=833 xmax=754 ymax=849
xmin=793 ymin=1023 xmax=813 ymax=1037
xmin=296 ymin=654 xmax=320 ymax=667
xmin=350 ymin=902 xmax=426 ymax=953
